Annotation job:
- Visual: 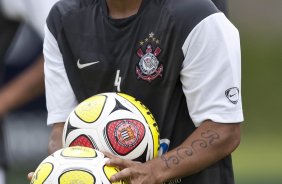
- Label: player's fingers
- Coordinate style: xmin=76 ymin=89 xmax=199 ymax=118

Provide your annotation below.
xmin=27 ymin=172 xmax=34 ymax=181
xmin=105 ymin=157 xmax=132 ymax=169
xmin=110 ymin=168 xmax=131 ymax=182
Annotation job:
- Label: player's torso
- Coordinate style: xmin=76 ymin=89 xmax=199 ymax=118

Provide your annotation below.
xmin=52 ymin=0 xmax=217 ymax=157
xmin=48 ymin=0 xmax=235 ymax=183
xmin=56 ymin=0 xmax=190 ymax=137
xmin=60 ymin=0 xmax=184 ymax=99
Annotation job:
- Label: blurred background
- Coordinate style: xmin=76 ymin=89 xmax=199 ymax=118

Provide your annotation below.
xmin=229 ymin=0 xmax=282 ymax=183
xmin=1 ymin=0 xmax=282 ymax=183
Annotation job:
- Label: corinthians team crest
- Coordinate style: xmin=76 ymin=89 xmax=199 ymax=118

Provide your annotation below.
xmin=136 ymin=32 xmax=163 ymax=82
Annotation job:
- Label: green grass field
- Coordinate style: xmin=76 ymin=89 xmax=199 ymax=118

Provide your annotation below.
xmin=233 ymin=134 xmax=282 ymax=184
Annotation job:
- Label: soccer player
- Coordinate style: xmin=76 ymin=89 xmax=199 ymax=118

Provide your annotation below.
xmin=44 ymin=0 xmax=243 ymax=183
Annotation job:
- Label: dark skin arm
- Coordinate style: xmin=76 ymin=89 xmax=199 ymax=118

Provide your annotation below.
xmin=0 ymin=55 xmax=45 ymax=118
xmin=106 ymin=120 xmax=241 ymax=184
xmin=48 ymin=122 xmax=64 ymax=154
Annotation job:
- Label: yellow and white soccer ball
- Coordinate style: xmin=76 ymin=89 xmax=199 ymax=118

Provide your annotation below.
xmin=62 ymin=92 xmax=160 ymax=162
xmin=30 ymin=146 xmax=126 ymax=184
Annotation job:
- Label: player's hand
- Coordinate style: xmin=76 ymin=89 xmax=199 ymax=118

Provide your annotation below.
xmin=104 ymin=153 xmax=160 ymax=184
xmin=27 ymin=172 xmax=34 ymax=181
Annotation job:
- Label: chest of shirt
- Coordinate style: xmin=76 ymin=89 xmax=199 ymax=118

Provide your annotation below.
xmin=60 ymin=5 xmax=185 ymax=87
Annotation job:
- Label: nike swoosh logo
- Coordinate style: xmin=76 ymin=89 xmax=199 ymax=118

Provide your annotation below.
xmin=229 ymin=93 xmax=237 ymax=97
xmin=77 ymin=59 xmax=100 ymax=69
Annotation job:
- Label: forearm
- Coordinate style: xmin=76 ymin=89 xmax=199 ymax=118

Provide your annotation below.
xmin=0 ymin=55 xmax=44 ymax=117
xmin=48 ymin=122 xmax=64 ymax=154
xmin=148 ymin=120 xmax=241 ymax=183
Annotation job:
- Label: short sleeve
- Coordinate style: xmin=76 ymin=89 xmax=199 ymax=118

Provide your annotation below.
xmin=180 ymin=13 xmax=244 ymax=127
xmin=44 ymin=25 xmax=78 ymax=125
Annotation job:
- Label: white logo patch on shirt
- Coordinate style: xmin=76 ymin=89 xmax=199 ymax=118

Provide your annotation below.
xmin=225 ymin=87 xmax=239 ymax=104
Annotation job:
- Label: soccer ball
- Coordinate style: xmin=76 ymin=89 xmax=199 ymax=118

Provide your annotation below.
xmin=62 ymin=92 xmax=160 ymax=162
xmin=30 ymin=146 xmax=127 ymax=184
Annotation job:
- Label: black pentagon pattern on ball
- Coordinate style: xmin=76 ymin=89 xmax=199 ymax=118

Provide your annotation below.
xmin=65 ymin=119 xmax=79 ymax=142
xmin=110 ymin=99 xmax=131 ymax=114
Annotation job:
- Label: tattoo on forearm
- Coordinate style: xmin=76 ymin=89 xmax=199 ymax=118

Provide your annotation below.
xmin=160 ymin=154 xmax=180 ymax=169
xmin=161 ymin=130 xmax=220 ymax=168
xmin=176 ymin=146 xmax=193 ymax=159
xmin=201 ymin=130 xmax=219 ymax=145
